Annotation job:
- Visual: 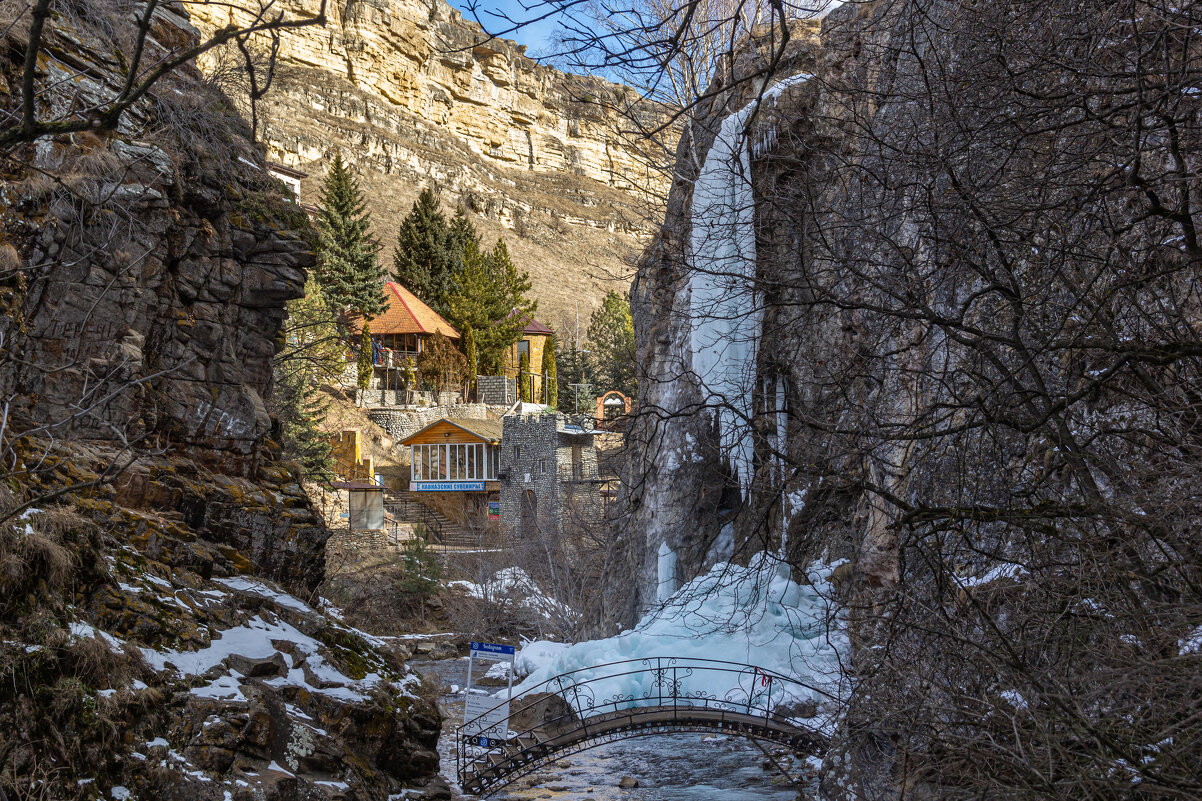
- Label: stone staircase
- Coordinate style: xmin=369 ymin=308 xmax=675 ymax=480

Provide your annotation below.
xmin=385 ymin=490 xmax=480 ymax=548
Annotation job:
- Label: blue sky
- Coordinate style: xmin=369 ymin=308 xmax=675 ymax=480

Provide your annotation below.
xmin=445 ymin=0 xmax=568 ymax=59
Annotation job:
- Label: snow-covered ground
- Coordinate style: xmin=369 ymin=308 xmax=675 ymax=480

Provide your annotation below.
xmin=509 ymin=553 xmax=846 ymax=728
xmin=449 ymin=566 xmax=577 ymax=623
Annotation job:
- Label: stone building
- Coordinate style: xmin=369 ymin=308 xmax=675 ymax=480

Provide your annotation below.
xmin=498 ymin=412 xmax=602 ymax=538
xmin=500 ymin=314 xmax=554 ymax=403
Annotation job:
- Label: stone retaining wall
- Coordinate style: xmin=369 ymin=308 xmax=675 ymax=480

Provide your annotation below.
xmin=368 ymin=403 xmax=510 ymax=440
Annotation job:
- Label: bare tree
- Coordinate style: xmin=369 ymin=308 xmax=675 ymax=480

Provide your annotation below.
xmin=0 ymin=0 xmax=326 ymax=148
xmin=473 ymin=0 xmax=1202 ymax=797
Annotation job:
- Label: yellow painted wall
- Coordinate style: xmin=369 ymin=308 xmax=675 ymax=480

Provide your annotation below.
xmin=502 ymin=333 xmax=551 ymax=401
xmin=329 ymin=430 xmax=375 ymax=481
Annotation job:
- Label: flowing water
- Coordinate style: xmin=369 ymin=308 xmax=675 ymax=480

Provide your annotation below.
xmin=411 ymin=658 xmax=811 ymax=801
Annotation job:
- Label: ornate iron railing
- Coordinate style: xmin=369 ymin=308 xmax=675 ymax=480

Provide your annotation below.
xmin=454 ymin=657 xmax=830 ymax=795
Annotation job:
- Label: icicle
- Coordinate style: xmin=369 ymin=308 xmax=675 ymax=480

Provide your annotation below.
xmin=687 ymin=74 xmax=812 ymax=499
xmin=657 ymin=541 xmax=678 ymax=601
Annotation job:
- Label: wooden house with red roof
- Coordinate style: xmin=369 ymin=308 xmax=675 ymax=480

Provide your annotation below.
xmin=366 ymin=281 xmax=459 ymax=360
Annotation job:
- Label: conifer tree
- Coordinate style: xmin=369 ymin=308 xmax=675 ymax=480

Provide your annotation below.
xmin=463 ymin=326 xmax=478 ymax=393
xmin=446 ymin=238 xmax=537 ymax=375
xmin=396 ymin=536 xmax=442 ymax=623
xmin=544 ymin=335 xmax=558 ymax=407
xmin=519 ymin=350 xmax=531 ymax=402
xmin=587 ymin=290 xmax=637 ymax=396
xmin=316 ymin=152 xmax=385 ymax=323
xmin=557 ymin=338 xmax=595 ymax=414
xmin=393 ymin=188 xmax=457 ymax=315
xmin=272 ymin=277 xmax=340 ymax=483
xmin=272 ymin=366 xmax=335 ymax=483
xmin=448 ymin=206 xmax=479 ymax=256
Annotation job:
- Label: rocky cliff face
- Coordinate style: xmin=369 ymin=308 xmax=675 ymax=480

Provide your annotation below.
xmin=1 ymin=4 xmax=444 ymax=798
xmin=600 ymin=20 xmax=824 ymax=632
xmin=188 ymin=0 xmax=673 ymax=322
xmin=617 ymin=1 xmax=1202 ymax=798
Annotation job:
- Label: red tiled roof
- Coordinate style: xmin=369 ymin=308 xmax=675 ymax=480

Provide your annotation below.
xmin=506 ymin=309 xmax=552 ymax=336
xmin=366 ymin=282 xmax=460 ymax=339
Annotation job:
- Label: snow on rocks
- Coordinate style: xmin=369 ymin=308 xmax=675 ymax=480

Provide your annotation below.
xmin=449 ymin=566 xmax=578 ymax=624
xmin=60 ymin=551 xmax=443 ymax=798
xmin=512 ymin=552 xmax=846 ymax=728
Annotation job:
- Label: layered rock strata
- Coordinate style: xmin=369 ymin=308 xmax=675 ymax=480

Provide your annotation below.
xmin=187 ymin=0 xmax=675 ymax=321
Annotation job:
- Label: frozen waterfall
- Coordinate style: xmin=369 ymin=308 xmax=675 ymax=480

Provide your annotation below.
xmin=687 ymin=74 xmax=811 ymax=496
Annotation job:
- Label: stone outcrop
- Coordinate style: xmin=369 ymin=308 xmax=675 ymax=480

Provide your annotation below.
xmin=186 ymin=0 xmax=675 ymax=322
xmin=5 ymin=448 xmax=446 ymax=800
xmin=1 ymin=13 xmax=312 ymax=474
xmin=614 ymin=2 xmax=1202 ymax=798
xmin=1 ymin=4 xmax=446 ymax=797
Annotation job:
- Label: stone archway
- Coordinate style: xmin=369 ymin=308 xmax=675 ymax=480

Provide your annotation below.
xmin=594 ymin=390 xmax=631 ymax=422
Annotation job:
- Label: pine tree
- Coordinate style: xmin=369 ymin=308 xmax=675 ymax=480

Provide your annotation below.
xmin=316 ymin=152 xmax=385 ymax=323
xmin=544 ymin=334 xmax=558 ymax=407
xmin=393 ymin=188 xmax=457 ymax=315
xmin=396 ymin=536 xmax=442 ymax=623
xmin=446 ymin=238 xmax=536 ymax=375
xmin=556 ymin=337 xmax=593 ymax=413
xmin=587 ymin=290 xmax=637 ymax=397
xmin=463 ymin=326 xmax=478 ymax=394
xmin=272 ymin=277 xmax=340 ymax=483
xmin=519 ymin=350 xmax=531 ymax=402
xmin=448 ymin=206 xmax=479 ymax=257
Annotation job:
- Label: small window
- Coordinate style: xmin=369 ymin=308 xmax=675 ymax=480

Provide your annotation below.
xmin=515 ymin=445 xmax=521 ymax=460
xmin=517 ymin=340 xmax=531 ymax=360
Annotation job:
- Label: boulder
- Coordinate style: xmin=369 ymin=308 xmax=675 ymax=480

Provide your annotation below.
xmin=226 ymin=652 xmax=288 ymax=678
xmin=508 ymin=692 xmax=579 ymax=738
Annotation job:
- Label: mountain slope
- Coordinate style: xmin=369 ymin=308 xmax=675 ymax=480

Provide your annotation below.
xmin=189 ymin=0 xmax=673 ymax=324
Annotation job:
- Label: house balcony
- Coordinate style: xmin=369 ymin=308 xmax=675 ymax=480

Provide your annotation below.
xmin=558 ymin=465 xmax=601 ymax=483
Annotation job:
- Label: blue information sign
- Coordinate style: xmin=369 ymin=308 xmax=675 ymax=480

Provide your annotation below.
xmin=411 ymin=481 xmax=486 ymax=492
xmin=470 ymin=641 xmax=516 ymax=656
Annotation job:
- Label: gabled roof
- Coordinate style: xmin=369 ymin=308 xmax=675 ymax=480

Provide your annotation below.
xmin=506 ymin=309 xmax=552 ymax=336
xmin=267 ymin=162 xmax=308 ymax=179
xmin=367 ymin=282 xmax=460 ymax=339
xmin=400 ymin=418 xmax=504 ymax=446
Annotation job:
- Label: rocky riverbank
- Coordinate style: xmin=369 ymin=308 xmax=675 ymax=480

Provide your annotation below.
xmin=0 ymin=3 xmax=451 ymax=796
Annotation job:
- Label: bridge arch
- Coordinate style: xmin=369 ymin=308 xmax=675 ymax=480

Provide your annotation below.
xmin=455 ymin=658 xmax=830 ymax=796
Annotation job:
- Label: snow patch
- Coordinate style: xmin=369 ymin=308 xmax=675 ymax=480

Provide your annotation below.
xmin=69 ymin=621 xmax=125 ymax=653
xmin=450 ymin=567 xmax=576 ymax=623
xmin=513 ymin=553 xmax=846 ymax=726
xmin=214 ymin=576 xmax=314 ymax=613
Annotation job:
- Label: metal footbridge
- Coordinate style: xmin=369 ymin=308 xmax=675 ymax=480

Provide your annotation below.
xmin=455 ymin=657 xmax=830 ymax=796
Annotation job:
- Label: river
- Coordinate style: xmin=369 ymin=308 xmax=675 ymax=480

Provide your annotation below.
xmin=410 ymin=657 xmax=811 ymax=801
